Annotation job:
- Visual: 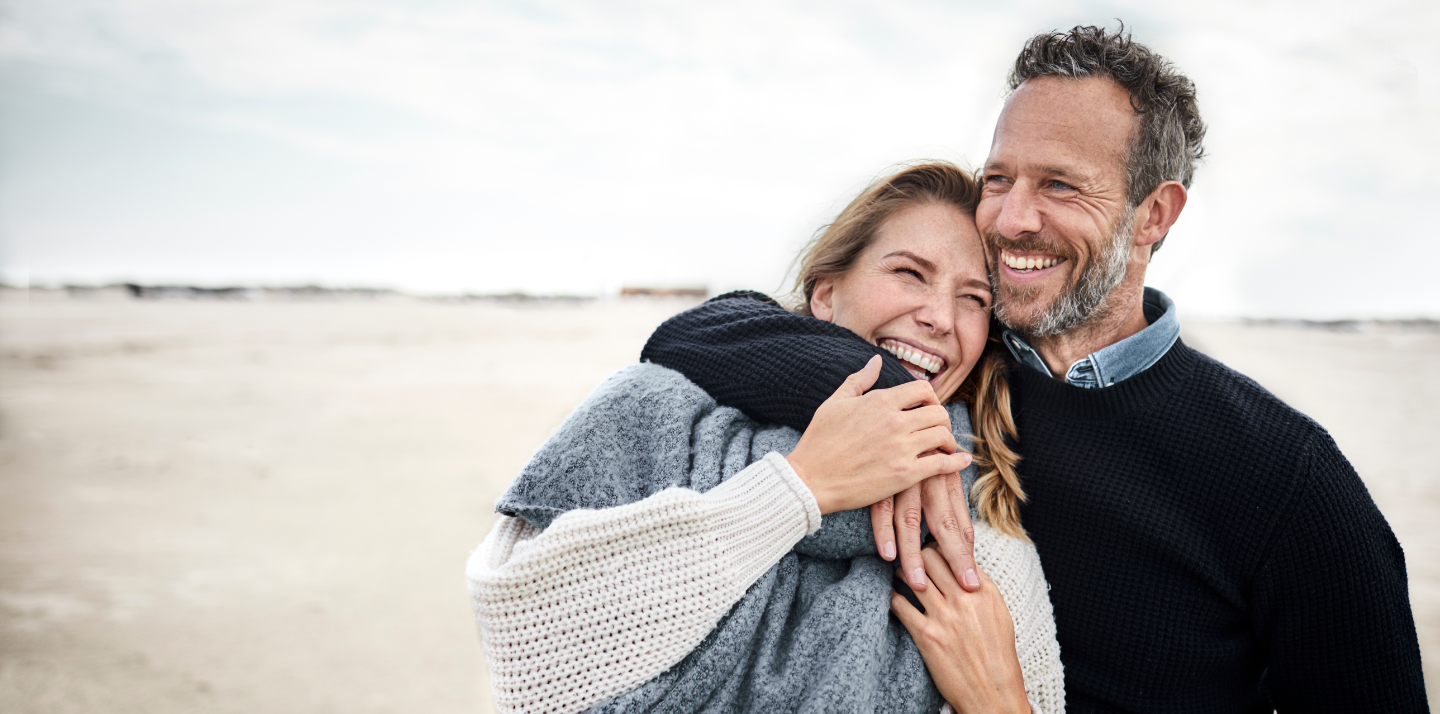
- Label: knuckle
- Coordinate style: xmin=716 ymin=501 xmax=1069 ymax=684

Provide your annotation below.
xmin=939 ymin=514 xmax=964 ymax=533
xmin=920 ymin=626 xmax=947 ymax=647
xmin=900 ymin=509 xmax=924 ymax=529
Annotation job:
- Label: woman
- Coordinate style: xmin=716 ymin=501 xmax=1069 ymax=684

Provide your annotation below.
xmin=467 ymin=163 xmax=1061 ymax=713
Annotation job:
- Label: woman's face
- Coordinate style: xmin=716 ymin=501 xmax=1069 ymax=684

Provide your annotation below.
xmin=811 ymin=201 xmax=992 ymax=402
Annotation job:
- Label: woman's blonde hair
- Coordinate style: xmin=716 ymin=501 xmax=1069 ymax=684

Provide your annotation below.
xmin=789 ymin=161 xmax=1027 ymax=538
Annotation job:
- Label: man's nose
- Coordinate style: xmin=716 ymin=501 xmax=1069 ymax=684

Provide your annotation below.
xmin=994 ymin=185 xmax=1043 ymax=239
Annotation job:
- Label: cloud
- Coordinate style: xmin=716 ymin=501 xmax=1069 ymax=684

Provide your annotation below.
xmin=1 ymin=0 xmax=1436 ymax=315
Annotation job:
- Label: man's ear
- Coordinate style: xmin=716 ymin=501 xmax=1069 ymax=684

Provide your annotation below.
xmin=811 ymin=278 xmax=836 ymax=322
xmin=1132 ymin=181 xmax=1188 ymax=249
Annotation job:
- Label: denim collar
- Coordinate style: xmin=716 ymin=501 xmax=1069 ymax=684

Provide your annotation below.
xmin=1002 ymin=287 xmax=1180 ymax=389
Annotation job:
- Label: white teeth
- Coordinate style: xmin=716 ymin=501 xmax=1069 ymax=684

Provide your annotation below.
xmin=1004 ymin=252 xmax=1063 ymax=271
xmin=880 ymin=340 xmax=942 ymax=376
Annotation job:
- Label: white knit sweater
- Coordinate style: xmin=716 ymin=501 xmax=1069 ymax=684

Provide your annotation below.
xmin=467 ymin=452 xmax=1063 ymax=714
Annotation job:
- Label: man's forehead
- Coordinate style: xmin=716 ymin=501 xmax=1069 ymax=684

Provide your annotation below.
xmin=986 ymin=76 xmax=1134 ymax=175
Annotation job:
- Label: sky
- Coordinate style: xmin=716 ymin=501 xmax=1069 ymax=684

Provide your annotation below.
xmin=0 ymin=0 xmax=1436 ymax=318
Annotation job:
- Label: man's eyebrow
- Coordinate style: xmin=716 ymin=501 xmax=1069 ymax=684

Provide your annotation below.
xmin=981 ymin=162 xmax=1088 ymax=185
xmin=882 ymin=250 xmax=937 ymax=271
xmin=1036 ymin=165 xmax=1088 ymax=183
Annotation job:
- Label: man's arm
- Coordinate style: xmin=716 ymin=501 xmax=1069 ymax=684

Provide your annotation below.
xmin=640 ymin=291 xmax=916 ymax=430
xmin=643 ymin=290 xmax=984 ymax=592
xmin=1252 ymin=432 xmax=1427 ymax=711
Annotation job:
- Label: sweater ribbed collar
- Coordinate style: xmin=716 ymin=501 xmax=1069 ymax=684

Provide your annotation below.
xmin=1009 ymin=338 xmax=1202 ymax=423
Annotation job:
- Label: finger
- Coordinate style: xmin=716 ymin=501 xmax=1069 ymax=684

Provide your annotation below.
xmin=897 ymin=404 xmax=954 ymax=437
xmin=973 ymin=562 xmax=997 ymax=590
xmin=895 ymin=483 xmax=927 ymax=591
xmin=920 ymin=545 xmax=962 ymax=598
xmin=871 ymin=496 xmax=897 ymax=561
xmin=873 ymin=379 xmax=942 ymax=411
xmin=912 ymin=450 xmax=972 ymax=481
xmin=925 ymin=472 xmax=980 ymax=592
xmin=890 ymin=591 xmax=926 ymax=633
xmin=833 ymin=355 xmax=883 ymax=399
xmin=908 ymin=424 xmax=961 ymax=459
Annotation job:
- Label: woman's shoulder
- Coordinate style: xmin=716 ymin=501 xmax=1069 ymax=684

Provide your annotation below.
xmin=579 ymin=362 xmax=716 ymax=414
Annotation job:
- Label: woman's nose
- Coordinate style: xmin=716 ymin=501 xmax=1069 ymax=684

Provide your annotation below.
xmin=915 ymin=293 xmax=956 ymax=335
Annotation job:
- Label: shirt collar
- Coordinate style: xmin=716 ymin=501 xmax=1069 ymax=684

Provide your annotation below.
xmin=1002 ymin=287 xmax=1180 ymax=389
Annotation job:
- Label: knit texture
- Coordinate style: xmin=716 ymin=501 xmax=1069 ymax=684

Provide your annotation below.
xmin=1010 ymin=340 xmax=1427 ymax=713
xmin=470 ymin=454 xmax=818 ymax=714
xmin=467 ymin=363 xmax=1063 ymax=714
xmin=641 ymin=292 xmax=1427 ymax=712
xmin=641 ymin=291 xmax=918 ymax=430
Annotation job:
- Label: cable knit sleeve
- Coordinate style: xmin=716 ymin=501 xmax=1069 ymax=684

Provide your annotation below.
xmin=973 ymin=522 xmax=1065 ymax=714
xmin=466 ymin=452 xmax=822 ymax=714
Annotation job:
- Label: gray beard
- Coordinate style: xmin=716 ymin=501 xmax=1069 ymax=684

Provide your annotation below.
xmin=993 ymin=206 xmax=1136 ymax=339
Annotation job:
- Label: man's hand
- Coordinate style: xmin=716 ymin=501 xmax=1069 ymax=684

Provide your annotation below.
xmin=891 ymin=547 xmax=1031 ymax=714
xmin=871 ymin=470 xmax=981 ymax=593
xmin=787 ymin=356 xmax=973 ymax=515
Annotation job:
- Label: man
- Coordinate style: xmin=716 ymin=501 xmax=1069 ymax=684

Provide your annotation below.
xmin=643 ymin=25 xmax=1427 ymax=713
xmin=972 ymin=26 xmax=1426 ymax=712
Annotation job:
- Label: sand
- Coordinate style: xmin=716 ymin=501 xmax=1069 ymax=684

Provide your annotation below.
xmin=0 ymin=293 xmax=1434 ymax=711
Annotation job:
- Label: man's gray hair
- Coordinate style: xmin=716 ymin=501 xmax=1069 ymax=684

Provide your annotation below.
xmin=1008 ymin=25 xmax=1206 ymax=254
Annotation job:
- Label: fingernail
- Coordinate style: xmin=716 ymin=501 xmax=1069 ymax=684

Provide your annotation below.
xmin=964 ymin=568 xmax=979 ymax=589
xmin=910 ymin=568 xmax=926 ymax=587
xmin=882 ymin=541 xmax=896 ymax=560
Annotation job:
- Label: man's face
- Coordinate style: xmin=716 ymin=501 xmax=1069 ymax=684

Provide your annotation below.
xmin=978 ymin=75 xmax=1139 ymax=338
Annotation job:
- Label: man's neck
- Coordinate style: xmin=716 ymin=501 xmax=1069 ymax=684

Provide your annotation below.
xmin=1027 ymin=282 xmax=1150 ymax=380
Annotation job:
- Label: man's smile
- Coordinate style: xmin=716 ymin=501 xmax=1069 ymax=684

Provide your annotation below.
xmin=1000 ymin=249 xmax=1068 ymax=275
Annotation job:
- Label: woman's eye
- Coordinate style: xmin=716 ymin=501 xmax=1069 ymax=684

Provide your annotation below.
xmin=896 ymin=268 xmax=922 ymax=279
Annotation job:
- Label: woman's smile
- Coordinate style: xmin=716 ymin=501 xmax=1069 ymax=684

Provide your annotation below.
xmin=877 ymin=337 xmax=948 ymax=382
xmin=811 ymin=201 xmax=991 ymax=402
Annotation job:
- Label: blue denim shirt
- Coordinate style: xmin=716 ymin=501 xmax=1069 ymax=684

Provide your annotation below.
xmin=1003 ymin=287 xmax=1180 ymax=388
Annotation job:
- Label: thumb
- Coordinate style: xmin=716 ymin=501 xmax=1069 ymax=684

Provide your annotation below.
xmin=833 ymin=354 xmax=883 ymax=399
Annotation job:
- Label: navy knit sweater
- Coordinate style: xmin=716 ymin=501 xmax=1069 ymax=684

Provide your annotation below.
xmin=642 ymin=292 xmax=1428 ymax=713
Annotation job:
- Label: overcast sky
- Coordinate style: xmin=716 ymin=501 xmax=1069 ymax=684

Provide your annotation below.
xmin=1 ymin=0 xmax=1435 ymax=318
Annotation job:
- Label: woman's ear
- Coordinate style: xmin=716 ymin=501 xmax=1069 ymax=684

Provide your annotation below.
xmin=811 ymin=278 xmax=836 ymax=322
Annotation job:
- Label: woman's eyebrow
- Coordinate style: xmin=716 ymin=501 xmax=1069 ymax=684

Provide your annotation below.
xmin=962 ymin=277 xmax=991 ymax=291
xmin=881 ymin=250 xmax=936 ymax=271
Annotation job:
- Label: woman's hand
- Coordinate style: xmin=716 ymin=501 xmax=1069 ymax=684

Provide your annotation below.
xmin=786 ymin=356 xmax=973 ymax=515
xmin=871 ymin=471 xmax=982 ymax=594
xmin=891 ymin=547 xmax=1031 ymax=714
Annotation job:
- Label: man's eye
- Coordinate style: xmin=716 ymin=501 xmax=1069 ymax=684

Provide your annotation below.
xmin=983 ymin=175 xmax=1011 ymax=187
xmin=1048 ymin=180 xmax=1075 ymax=191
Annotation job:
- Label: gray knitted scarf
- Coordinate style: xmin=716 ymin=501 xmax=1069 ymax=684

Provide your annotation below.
xmin=496 ymin=363 xmax=978 ymax=714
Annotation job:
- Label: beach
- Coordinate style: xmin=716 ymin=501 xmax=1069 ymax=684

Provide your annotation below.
xmin=0 ymin=293 xmax=1434 ymax=711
